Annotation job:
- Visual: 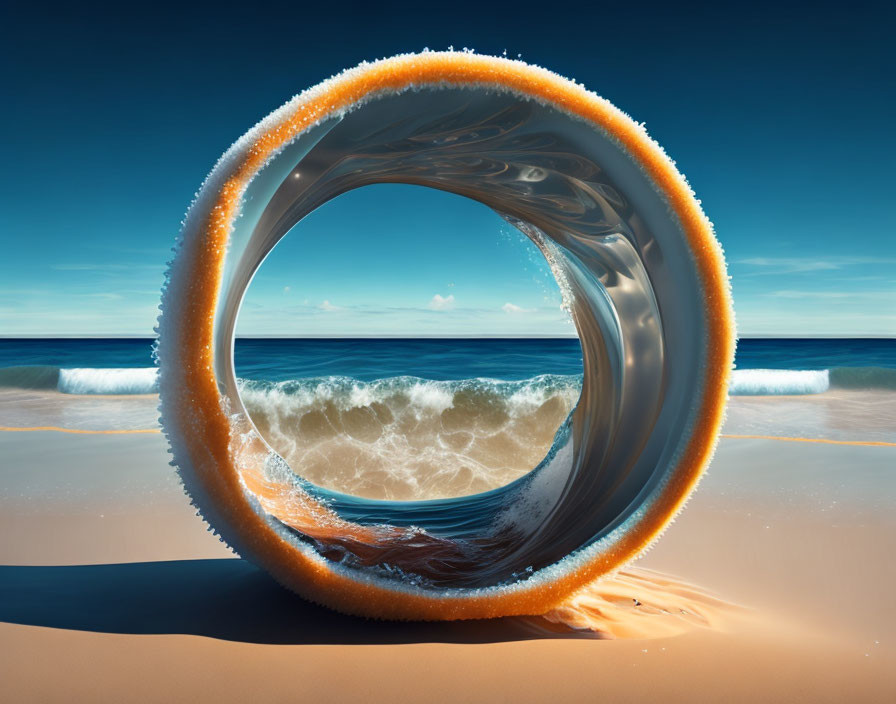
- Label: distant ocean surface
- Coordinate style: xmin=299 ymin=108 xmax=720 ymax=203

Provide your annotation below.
xmin=0 ymin=337 xmax=895 ymax=396
xmin=3 ymin=337 xmax=894 ymax=495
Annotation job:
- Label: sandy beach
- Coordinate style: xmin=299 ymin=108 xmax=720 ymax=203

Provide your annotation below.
xmin=5 ymin=1 xmax=893 ymax=699
xmin=1 ymin=392 xmax=894 ymax=702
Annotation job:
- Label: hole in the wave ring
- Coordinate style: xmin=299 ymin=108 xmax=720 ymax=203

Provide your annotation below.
xmin=234 ymin=184 xmax=584 ymax=502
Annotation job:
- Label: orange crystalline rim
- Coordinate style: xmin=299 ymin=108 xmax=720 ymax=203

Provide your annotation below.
xmin=160 ymin=52 xmax=735 ymax=620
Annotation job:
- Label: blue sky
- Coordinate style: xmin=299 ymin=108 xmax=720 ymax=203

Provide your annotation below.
xmin=1 ymin=1 xmax=893 ymax=337
xmin=238 ymin=185 xmax=575 ymax=337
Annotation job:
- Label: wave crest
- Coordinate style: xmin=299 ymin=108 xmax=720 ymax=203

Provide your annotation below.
xmin=238 ymin=375 xmax=581 ymax=500
xmin=57 ymin=368 xmax=159 ymax=395
xmin=729 ymin=369 xmax=830 ymax=395
xmin=0 ymin=364 xmax=893 ymax=400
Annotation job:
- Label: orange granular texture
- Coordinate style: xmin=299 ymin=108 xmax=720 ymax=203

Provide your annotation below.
xmin=168 ymin=53 xmax=735 ymax=620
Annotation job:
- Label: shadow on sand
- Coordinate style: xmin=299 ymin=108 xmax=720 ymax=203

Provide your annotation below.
xmin=0 ymin=559 xmax=599 ymax=645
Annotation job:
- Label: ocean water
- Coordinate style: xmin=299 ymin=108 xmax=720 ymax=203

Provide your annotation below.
xmin=1 ymin=337 xmax=895 ymax=384
xmin=1 ymin=337 xmax=894 ymax=499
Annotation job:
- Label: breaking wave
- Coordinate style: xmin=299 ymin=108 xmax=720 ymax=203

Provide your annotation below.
xmin=57 ymin=367 xmax=159 ymax=395
xmin=728 ymin=367 xmax=896 ymax=395
xmin=0 ymin=366 xmax=159 ymax=395
xmin=238 ymin=375 xmax=581 ymax=500
xmin=729 ymin=369 xmax=830 ymax=395
xmin=2 ymin=365 xmax=893 ymax=398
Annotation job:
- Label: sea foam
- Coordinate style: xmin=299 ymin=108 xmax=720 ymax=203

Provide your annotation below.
xmin=238 ymin=375 xmax=580 ymax=500
xmin=1 ymin=365 xmax=891 ymax=398
xmin=57 ymin=367 xmax=159 ymax=395
xmin=729 ymin=369 xmax=829 ymax=395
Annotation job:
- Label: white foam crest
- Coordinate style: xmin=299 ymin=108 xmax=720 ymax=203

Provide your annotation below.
xmin=506 ymin=378 xmax=578 ymax=416
xmin=406 ymin=381 xmax=455 ymax=414
xmin=507 ymin=384 xmax=550 ymax=412
xmin=348 ymin=383 xmax=376 ymax=408
xmin=729 ymin=369 xmax=829 ymax=396
xmin=57 ymin=367 xmax=159 ymax=395
xmin=237 ymin=375 xmax=582 ymax=414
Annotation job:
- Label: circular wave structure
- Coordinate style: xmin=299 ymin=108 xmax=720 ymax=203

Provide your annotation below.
xmin=157 ymin=52 xmax=735 ymax=620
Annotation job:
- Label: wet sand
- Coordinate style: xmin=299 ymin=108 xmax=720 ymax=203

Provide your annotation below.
xmin=1 ymin=414 xmax=895 ymax=701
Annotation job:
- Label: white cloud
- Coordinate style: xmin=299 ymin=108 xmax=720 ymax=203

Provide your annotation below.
xmin=765 ymin=289 xmax=891 ymax=300
xmin=502 ymin=302 xmax=535 ymax=314
xmin=283 ymin=286 xmax=291 ymax=293
xmin=735 ymin=257 xmax=839 ymax=274
xmin=428 ymin=294 xmax=455 ymax=311
xmin=319 ymin=299 xmax=342 ymax=311
xmin=735 ymin=256 xmax=896 ymax=276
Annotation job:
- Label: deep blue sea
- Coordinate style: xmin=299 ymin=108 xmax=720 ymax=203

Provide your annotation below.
xmin=1 ymin=337 xmax=896 ymax=375
xmin=0 ymin=338 xmax=894 ymax=394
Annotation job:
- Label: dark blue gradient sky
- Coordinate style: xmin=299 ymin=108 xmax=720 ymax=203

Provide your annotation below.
xmin=1 ymin=1 xmax=893 ymax=335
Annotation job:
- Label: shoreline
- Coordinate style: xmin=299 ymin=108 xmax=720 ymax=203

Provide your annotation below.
xmin=3 ymin=425 xmax=896 ymax=450
xmin=1 ymin=430 xmax=893 ymax=700
xmin=3 ymin=387 xmax=894 ymax=441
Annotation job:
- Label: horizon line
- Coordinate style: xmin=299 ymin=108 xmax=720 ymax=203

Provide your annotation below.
xmin=1 ymin=334 xmax=894 ymax=341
